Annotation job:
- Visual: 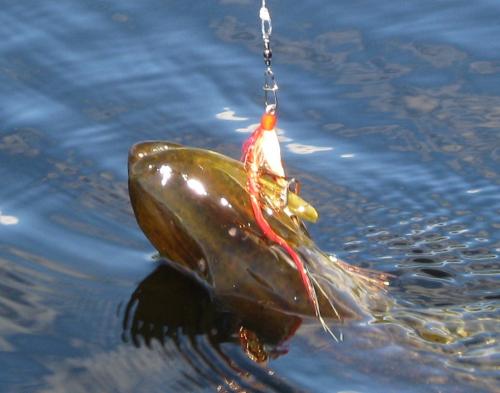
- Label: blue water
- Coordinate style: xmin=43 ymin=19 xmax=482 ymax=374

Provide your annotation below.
xmin=0 ymin=1 xmax=499 ymax=392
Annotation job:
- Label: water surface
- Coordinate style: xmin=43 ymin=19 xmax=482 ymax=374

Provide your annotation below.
xmin=0 ymin=1 xmax=499 ymax=392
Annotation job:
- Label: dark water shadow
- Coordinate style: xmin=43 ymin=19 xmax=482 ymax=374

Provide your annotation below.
xmin=122 ymin=261 xmax=304 ymax=393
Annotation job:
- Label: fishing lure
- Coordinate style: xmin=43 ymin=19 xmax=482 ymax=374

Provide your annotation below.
xmin=241 ymin=0 xmax=324 ymax=319
xmin=240 ymin=1 xmax=345 ymax=340
xmin=241 ymin=111 xmax=389 ymax=340
xmin=241 ymin=111 xmax=319 ymax=313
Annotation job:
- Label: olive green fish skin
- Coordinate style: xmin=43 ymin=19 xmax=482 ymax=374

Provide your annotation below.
xmin=128 ymin=141 xmax=388 ymax=320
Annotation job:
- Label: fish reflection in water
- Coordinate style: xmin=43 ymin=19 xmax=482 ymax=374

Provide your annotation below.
xmin=121 ymin=265 xmax=300 ymax=393
xmin=123 ymin=263 xmax=300 ymax=366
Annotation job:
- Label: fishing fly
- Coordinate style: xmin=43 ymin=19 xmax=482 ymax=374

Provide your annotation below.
xmin=241 ymin=0 xmax=338 ymax=339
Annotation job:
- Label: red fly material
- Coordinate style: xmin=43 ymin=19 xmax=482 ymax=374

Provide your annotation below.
xmin=242 ymin=113 xmax=319 ymax=313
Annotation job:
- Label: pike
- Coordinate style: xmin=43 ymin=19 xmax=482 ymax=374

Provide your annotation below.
xmin=128 ymin=141 xmax=390 ymax=333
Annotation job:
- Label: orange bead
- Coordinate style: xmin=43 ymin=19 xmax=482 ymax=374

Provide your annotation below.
xmin=260 ymin=112 xmax=277 ymax=130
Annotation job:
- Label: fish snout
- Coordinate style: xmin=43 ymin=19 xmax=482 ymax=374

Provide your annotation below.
xmin=128 ymin=141 xmax=182 ymax=168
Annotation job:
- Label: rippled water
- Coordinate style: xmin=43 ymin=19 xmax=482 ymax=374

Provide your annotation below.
xmin=1 ymin=1 xmax=499 ymax=392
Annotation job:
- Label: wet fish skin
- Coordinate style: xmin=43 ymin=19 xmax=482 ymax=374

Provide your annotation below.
xmin=128 ymin=141 xmax=388 ymax=320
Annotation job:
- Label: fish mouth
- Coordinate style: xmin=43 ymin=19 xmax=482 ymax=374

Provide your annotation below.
xmin=128 ymin=141 xmax=182 ymax=168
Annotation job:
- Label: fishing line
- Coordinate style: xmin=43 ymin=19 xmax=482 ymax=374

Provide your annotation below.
xmin=259 ymin=0 xmax=278 ymax=113
xmin=239 ymin=1 xmax=340 ymax=338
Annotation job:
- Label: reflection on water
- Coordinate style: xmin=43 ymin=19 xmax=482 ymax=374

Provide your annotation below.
xmin=122 ymin=263 xmax=301 ymax=392
xmin=0 ymin=0 xmax=499 ymax=392
xmin=0 ymin=212 xmax=18 ymax=226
